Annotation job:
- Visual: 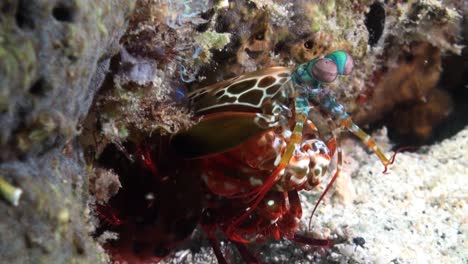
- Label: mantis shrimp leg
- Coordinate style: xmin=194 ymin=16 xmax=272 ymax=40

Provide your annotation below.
xmin=226 ymin=96 xmax=311 ymax=242
xmin=308 ymin=89 xmax=396 ymax=172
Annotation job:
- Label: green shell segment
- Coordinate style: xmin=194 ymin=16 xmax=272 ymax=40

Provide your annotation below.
xmin=291 ymin=58 xmax=320 ymax=87
xmin=325 ymin=50 xmax=348 ymax=75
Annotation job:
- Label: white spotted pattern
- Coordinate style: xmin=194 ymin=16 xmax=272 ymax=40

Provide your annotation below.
xmin=189 ymin=68 xmax=293 ymax=114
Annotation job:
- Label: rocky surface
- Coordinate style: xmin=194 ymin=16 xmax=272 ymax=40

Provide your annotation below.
xmin=0 ymin=0 xmax=134 ymax=262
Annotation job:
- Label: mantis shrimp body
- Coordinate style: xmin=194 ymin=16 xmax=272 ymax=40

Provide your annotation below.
xmin=99 ymin=51 xmax=397 ymax=264
xmin=169 ymin=51 xmax=396 ymax=262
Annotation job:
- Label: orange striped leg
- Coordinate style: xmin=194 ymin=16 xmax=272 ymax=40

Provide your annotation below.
xmin=226 ymin=113 xmax=309 ymax=241
xmin=339 ymin=117 xmax=395 ymax=172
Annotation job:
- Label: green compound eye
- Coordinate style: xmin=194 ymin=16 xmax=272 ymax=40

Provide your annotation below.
xmin=325 ymin=50 xmax=354 ymax=76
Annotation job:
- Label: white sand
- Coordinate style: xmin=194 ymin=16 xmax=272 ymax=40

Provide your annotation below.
xmin=161 ymin=127 xmax=467 ymax=263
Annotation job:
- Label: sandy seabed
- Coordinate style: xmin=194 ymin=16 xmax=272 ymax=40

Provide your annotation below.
xmin=161 ymin=126 xmax=467 ymax=264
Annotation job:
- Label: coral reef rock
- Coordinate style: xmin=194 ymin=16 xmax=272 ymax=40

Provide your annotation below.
xmin=0 ymin=0 xmax=134 ymax=262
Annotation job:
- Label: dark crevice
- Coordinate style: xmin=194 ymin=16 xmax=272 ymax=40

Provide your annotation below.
xmin=15 ymin=0 xmax=36 ymax=30
xmin=196 ymin=8 xmax=215 ymax=32
xmin=365 ymin=2 xmax=386 ymax=47
xmin=1 ymin=2 xmax=14 ymax=15
xmin=371 ymin=52 xmax=468 ymax=147
xmin=153 ymin=244 xmax=170 ymax=257
xmin=90 ymin=137 xmax=203 ymax=259
xmin=52 ymin=3 xmax=76 ymax=22
xmin=29 ymin=78 xmax=52 ymax=96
